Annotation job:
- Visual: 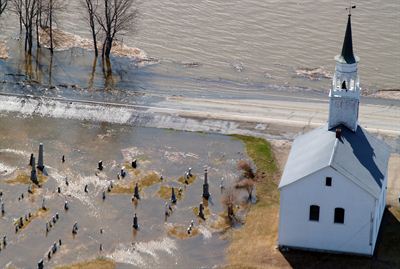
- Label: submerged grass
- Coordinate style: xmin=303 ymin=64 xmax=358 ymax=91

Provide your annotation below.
xmin=55 ymin=257 xmax=115 ymax=269
xmin=6 ymin=171 xmax=47 ymax=186
xmin=111 ymin=171 xmax=161 ymax=194
xmin=177 ymin=175 xmax=197 ymax=185
xmin=14 ymin=208 xmax=48 ymax=232
xmin=157 ymin=185 xmax=184 ymax=201
xmin=167 ymin=225 xmax=200 ymax=239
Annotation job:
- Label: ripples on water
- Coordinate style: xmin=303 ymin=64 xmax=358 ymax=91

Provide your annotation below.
xmin=0 ymin=0 xmax=399 ymax=95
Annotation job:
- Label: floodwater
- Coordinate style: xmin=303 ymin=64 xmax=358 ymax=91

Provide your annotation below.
xmin=0 ymin=113 xmax=248 ymax=268
xmin=0 ymin=0 xmax=399 ymax=99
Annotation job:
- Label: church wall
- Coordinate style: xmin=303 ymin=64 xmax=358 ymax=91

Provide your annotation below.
xmin=278 ymin=166 xmax=376 ymax=255
xmin=372 ymin=174 xmax=388 ymax=252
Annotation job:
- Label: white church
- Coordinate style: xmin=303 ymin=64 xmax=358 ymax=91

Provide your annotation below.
xmin=278 ymin=14 xmax=390 ymax=256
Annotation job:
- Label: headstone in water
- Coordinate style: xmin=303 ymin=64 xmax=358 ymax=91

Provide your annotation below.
xmin=37 ymin=143 xmax=45 ymax=171
xmin=134 ymin=183 xmax=140 ymax=200
xmin=165 ymin=202 xmax=169 ymax=217
xmin=42 ymin=198 xmax=46 ymax=210
xmin=132 ymin=159 xmax=137 ymax=169
xmin=98 ymin=160 xmax=103 ymax=171
xmin=38 ymin=259 xmax=44 ymax=269
xmin=72 ymin=222 xmax=78 ymax=234
xmin=202 ymin=168 xmax=210 ymax=200
xmin=188 ymin=167 xmax=192 ymax=177
xmin=30 ymin=156 xmax=38 ymax=185
xmin=52 ymin=242 xmax=57 ymax=253
xmin=171 ymin=187 xmax=177 ymax=204
xmin=133 ymin=213 xmax=138 ymax=230
xmin=121 ymin=167 xmax=126 ymax=178
xmin=198 ymin=203 xmax=205 ymax=219
xmin=29 ymin=153 xmax=34 ymax=166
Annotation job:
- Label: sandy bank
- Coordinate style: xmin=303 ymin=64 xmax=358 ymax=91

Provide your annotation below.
xmin=38 ymin=27 xmax=146 ymax=60
xmin=0 ymin=40 xmax=8 ymax=59
xmin=369 ymin=89 xmax=400 ymax=100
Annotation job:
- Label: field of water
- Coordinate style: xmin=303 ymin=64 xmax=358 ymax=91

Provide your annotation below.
xmin=0 ymin=114 xmax=250 ymax=268
xmin=0 ymin=0 xmax=399 ymax=99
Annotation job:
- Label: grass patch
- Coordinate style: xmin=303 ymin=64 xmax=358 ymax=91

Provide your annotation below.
xmin=14 ymin=208 xmax=48 ymax=232
xmin=193 ymin=206 xmax=211 ymax=219
xmin=157 ymin=185 xmax=183 ymax=201
xmin=6 ymin=171 xmax=47 ymax=185
xmin=210 ymin=214 xmax=232 ymax=232
xmin=111 ymin=171 xmax=161 ymax=194
xmin=177 ymin=175 xmax=197 ymax=185
xmin=140 ymin=172 xmax=161 ymax=188
xmin=167 ymin=225 xmax=200 ymax=239
xmin=227 ymin=135 xmax=280 ymax=268
xmin=123 ymin=163 xmax=142 ymax=176
xmin=55 ymin=257 xmax=115 ymax=269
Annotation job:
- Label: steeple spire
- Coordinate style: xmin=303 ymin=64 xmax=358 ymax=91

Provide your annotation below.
xmin=328 ymin=12 xmax=360 ymax=133
xmin=340 ymin=15 xmax=356 ymax=64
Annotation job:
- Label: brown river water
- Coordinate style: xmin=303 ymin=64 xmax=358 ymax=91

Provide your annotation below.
xmin=0 ymin=0 xmax=399 ymax=95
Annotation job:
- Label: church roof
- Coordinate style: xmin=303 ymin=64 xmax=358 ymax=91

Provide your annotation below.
xmin=338 ymin=15 xmax=357 ymax=64
xmin=278 ymin=124 xmax=390 ymax=198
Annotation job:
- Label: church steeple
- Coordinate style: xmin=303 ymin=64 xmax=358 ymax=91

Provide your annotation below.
xmin=340 ymin=15 xmax=356 ymax=64
xmin=328 ymin=14 xmax=360 ymax=132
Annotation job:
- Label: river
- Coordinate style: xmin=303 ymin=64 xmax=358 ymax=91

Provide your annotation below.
xmin=0 ymin=0 xmax=399 ymax=96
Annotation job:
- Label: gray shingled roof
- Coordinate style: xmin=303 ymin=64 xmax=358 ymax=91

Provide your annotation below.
xmin=278 ymin=124 xmax=391 ymax=198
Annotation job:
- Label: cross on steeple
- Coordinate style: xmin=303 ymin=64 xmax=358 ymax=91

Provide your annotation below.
xmin=346 ymin=1 xmax=356 ymax=16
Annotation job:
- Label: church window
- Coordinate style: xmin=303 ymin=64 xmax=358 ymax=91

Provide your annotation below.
xmin=309 ymin=205 xmax=320 ymax=221
xmin=334 ymin=208 xmax=345 ymax=224
xmin=325 ymin=177 xmax=332 ymax=186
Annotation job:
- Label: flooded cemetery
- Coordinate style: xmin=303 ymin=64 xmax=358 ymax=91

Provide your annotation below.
xmin=0 ymin=113 xmax=252 ymax=268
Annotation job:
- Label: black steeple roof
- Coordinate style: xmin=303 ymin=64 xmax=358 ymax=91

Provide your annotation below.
xmin=340 ymin=15 xmax=356 ymax=64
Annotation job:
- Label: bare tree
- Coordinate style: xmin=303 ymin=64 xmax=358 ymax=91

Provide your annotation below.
xmin=0 ymin=0 xmax=7 ymax=17
xmin=40 ymin=0 xmax=64 ymax=53
xmin=95 ymin=0 xmax=137 ymax=59
xmin=237 ymin=160 xmax=255 ymax=179
xmin=11 ymin=0 xmax=38 ymax=54
xmin=10 ymin=0 xmax=23 ymax=32
xmin=221 ymin=187 xmax=237 ymax=223
xmin=81 ymin=0 xmax=99 ymax=57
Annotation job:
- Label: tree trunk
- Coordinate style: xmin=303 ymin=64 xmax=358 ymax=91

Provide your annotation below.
xmin=104 ymin=36 xmax=112 ymax=59
xmin=49 ymin=0 xmax=53 ymax=53
xmin=91 ymin=28 xmax=98 ymax=57
xmin=36 ymin=14 xmax=41 ymax=48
